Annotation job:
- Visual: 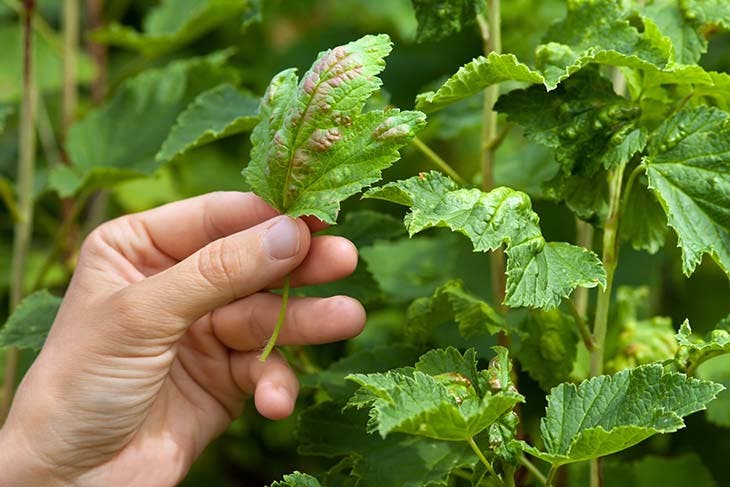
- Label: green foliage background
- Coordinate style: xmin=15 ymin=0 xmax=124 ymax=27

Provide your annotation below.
xmin=1 ymin=0 xmax=730 ymax=485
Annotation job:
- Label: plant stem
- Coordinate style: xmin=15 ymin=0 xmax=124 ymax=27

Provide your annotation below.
xmin=545 ymin=465 xmax=560 ymax=487
xmin=2 ymin=0 xmax=36 ymax=424
xmin=587 ymin=164 xmax=626 ymax=487
xmin=467 ymin=437 xmax=505 ymax=487
xmin=567 ymin=296 xmax=596 ymax=351
xmin=519 ymin=455 xmax=547 ymax=485
xmin=259 ymin=275 xmax=291 ymax=362
xmin=62 ymin=0 xmax=78 ymax=140
xmin=86 ymin=0 xmax=108 ymax=104
xmin=478 ymin=1 xmax=507 ymax=321
xmin=412 ymin=137 xmax=467 ymax=185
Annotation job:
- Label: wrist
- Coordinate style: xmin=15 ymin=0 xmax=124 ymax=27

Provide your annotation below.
xmin=0 ymin=423 xmax=65 ymax=487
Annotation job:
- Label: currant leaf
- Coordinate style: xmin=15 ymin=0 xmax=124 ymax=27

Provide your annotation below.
xmin=243 ymin=34 xmax=426 ymax=223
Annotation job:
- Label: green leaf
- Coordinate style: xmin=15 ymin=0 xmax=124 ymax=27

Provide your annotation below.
xmin=0 ymin=25 xmax=94 ymax=102
xmin=94 ymin=0 xmax=258 ymax=56
xmin=643 ymin=106 xmax=730 ymax=276
xmin=674 ymin=318 xmax=730 ymax=374
xmin=52 ymin=53 xmax=237 ymax=197
xmin=516 ymin=309 xmax=578 ymax=390
xmin=156 ymin=83 xmax=259 ymax=164
xmin=681 ymin=0 xmax=730 ymax=30
xmin=537 ymin=0 xmax=670 ymax=88
xmin=319 ymin=209 xmax=406 ymax=247
xmin=298 ymin=402 xmax=475 ymax=487
xmin=364 ymin=171 xmax=606 ymax=308
xmin=406 ymin=279 xmax=507 ymax=343
xmin=360 ymin=234 xmax=461 ymax=303
xmin=243 ymin=34 xmax=426 ymax=223
xmin=604 ymin=287 xmax=677 ymax=374
xmin=518 ymin=364 xmax=724 ymax=466
xmin=409 ymin=0 xmax=480 ymax=42
xmin=347 ymin=347 xmax=523 ymax=441
xmin=640 ymin=0 xmax=706 ymax=64
xmin=268 ymin=472 xmax=322 ymax=487
xmin=415 ymin=53 xmax=544 ymax=113
xmin=620 ymin=171 xmax=667 ymax=254
xmin=495 ymin=69 xmax=640 ymax=175
xmin=0 ymin=290 xmax=62 ymax=350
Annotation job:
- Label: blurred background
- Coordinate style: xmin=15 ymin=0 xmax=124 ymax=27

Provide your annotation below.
xmin=1 ymin=1 xmax=729 ymax=485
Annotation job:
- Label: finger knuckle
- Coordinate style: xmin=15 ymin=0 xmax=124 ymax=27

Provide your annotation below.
xmin=196 ymin=239 xmax=240 ymax=299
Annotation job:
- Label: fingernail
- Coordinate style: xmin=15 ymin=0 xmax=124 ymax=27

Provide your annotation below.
xmin=263 ymin=217 xmax=301 ymax=259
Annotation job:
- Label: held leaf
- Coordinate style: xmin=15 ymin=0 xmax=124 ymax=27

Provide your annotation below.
xmin=244 ymin=34 xmax=426 ymax=223
xmin=365 ymin=171 xmax=606 ymax=308
xmin=517 ymin=364 xmax=723 ymax=466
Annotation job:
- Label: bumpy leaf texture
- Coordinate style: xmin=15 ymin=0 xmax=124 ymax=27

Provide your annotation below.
xmin=365 ymin=171 xmax=606 ymax=308
xmin=0 ymin=290 xmax=62 ymax=350
xmin=519 ymin=364 xmax=723 ymax=466
xmin=681 ymin=0 xmax=730 ymax=30
xmin=410 ymin=0 xmax=481 ymax=42
xmin=347 ymin=347 xmax=523 ymax=441
xmin=243 ymin=34 xmax=426 ymax=223
xmin=414 ymin=0 xmax=675 ymax=112
xmin=640 ymin=0 xmax=706 ymax=64
xmin=644 ymin=107 xmax=730 ymax=276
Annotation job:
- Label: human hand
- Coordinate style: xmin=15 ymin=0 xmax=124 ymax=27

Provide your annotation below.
xmin=0 ymin=192 xmax=365 ymax=486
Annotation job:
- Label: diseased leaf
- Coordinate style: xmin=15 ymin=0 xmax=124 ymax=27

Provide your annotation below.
xmin=268 ymin=472 xmax=322 ymax=487
xmin=0 ymin=290 xmax=62 ymax=350
xmin=347 ymin=347 xmax=523 ymax=441
xmin=496 ymin=69 xmax=640 ymax=173
xmin=518 ymin=364 xmax=724 ymax=466
xmin=604 ymin=287 xmax=676 ymax=374
xmin=415 ymin=53 xmax=544 ymax=113
xmin=643 ymin=107 xmax=730 ymax=276
xmin=243 ymin=34 xmax=426 ymax=223
xmin=640 ymin=0 xmax=706 ymax=64
xmin=409 ymin=0 xmax=480 ymax=42
xmin=365 ymin=171 xmax=606 ymax=308
xmin=94 ymin=0 xmax=258 ymax=56
xmin=406 ymin=279 xmax=506 ymax=343
xmin=674 ymin=318 xmax=730 ymax=374
xmin=299 ymin=402 xmax=475 ymax=487
xmin=681 ymin=0 xmax=730 ymax=30
xmin=52 ymin=53 xmax=238 ymax=197
xmin=156 ymin=83 xmax=259 ymax=164
xmin=516 ymin=309 xmax=578 ymax=390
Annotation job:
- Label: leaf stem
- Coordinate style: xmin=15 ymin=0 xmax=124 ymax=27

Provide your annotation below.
xmin=545 ymin=465 xmax=560 ymax=487
xmin=467 ymin=436 xmax=505 ymax=487
xmin=259 ymin=275 xmax=291 ymax=362
xmin=620 ymin=164 xmax=646 ymax=217
xmin=519 ymin=455 xmax=547 ymax=485
xmin=2 ymin=0 xmax=36 ymax=424
xmin=567 ymin=297 xmax=596 ymax=351
xmin=411 ymin=136 xmax=467 ymax=185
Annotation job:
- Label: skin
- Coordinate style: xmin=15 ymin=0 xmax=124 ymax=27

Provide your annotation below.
xmin=0 ymin=192 xmax=365 ymax=487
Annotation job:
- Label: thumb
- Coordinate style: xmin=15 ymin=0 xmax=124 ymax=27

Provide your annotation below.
xmin=116 ymin=215 xmax=310 ymax=338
